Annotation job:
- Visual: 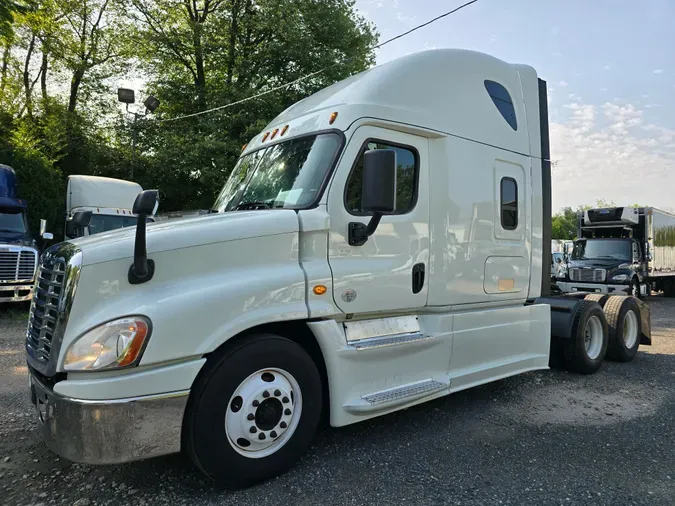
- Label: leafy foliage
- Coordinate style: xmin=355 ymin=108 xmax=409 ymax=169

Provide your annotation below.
xmin=0 ymin=0 xmax=377 ymax=235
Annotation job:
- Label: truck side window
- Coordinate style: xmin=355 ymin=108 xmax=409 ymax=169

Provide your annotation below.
xmin=345 ymin=141 xmax=418 ymax=215
xmin=484 ymin=80 xmax=517 ymax=131
xmin=500 ymin=177 xmax=518 ymax=230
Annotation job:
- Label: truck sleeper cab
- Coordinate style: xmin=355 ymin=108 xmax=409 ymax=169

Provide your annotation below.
xmin=26 ymin=49 xmax=651 ymax=486
xmin=64 ymin=175 xmax=153 ymax=240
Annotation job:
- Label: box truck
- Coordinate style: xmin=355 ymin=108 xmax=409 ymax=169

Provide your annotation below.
xmin=557 ymin=206 xmax=675 ymax=297
xmin=26 ymin=49 xmax=651 ymax=486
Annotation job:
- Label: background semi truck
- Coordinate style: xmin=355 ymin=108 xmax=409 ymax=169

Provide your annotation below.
xmin=26 ymin=49 xmax=651 ymax=486
xmin=0 ymin=164 xmax=51 ymax=303
xmin=64 ymin=175 xmax=152 ymax=239
xmin=557 ymin=206 xmax=675 ymax=297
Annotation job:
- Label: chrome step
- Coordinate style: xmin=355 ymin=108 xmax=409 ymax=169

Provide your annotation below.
xmin=345 ymin=378 xmax=449 ymax=414
xmin=350 ymin=332 xmax=433 ymax=350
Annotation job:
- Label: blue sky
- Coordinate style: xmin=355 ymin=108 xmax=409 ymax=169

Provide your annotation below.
xmin=355 ymin=0 xmax=675 ymax=211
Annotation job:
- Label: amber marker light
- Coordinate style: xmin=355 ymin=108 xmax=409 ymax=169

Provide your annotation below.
xmin=329 ymin=112 xmax=338 ymax=124
xmin=280 ymin=125 xmax=289 ymax=136
xmin=313 ymin=285 xmax=328 ymax=295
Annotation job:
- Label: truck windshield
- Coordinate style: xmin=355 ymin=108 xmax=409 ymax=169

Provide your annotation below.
xmin=87 ymin=214 xmax=139 ymax=235
xmin=212 ymin=133 xmax=342 ymax=212
xmin=571 ymin=239 xmax=631 ymax=261
xmin=0 ymin=207 xmax=27 ymax=233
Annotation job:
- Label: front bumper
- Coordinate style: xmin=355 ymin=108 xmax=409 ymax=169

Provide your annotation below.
xmin=556 ymin=281 xmax=630 ymax=295
xmin=29 ymin=373 xmax=189 ymax=464
xmin=0 ymin=284 xmax=33 ymax=302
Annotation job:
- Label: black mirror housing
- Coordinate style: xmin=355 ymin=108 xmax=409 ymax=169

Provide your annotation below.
xmin=361 ymin=150 xmax=397 ymax=214
xmin=71 ymin=210 xmax=93 ymax=229
xmin=348 ymin=150 xmax=398 ymax=246
xmin=133 ymin=190 xmax=159 ymax=216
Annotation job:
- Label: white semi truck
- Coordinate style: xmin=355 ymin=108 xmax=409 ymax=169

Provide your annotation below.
xmin=26 ymin=49 xmax=651 ymax=487
xmin=64 ymin=175 xmax=149 ymax=239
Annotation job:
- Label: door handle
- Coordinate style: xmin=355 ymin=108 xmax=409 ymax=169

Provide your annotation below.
xmin=412 ymin=263 xmax=425 ymax=294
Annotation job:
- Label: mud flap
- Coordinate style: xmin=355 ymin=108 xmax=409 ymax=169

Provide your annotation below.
xmin=635 ymin=298 xmax=652 ymax=345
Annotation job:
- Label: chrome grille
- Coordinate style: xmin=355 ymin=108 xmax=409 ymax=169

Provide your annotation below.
xmin=569 ymin=268 xmax=606 ymax=283
xmin=26 ymin=257 xmax=66 ymax=365
xmin=25 ymin=243 xmax=82 ymax=376
xmin=0 ymin=248 xmax=37 ymax=282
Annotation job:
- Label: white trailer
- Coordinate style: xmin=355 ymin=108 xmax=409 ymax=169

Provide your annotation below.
xmin=26 ymin=49 xmax=651 ymax=487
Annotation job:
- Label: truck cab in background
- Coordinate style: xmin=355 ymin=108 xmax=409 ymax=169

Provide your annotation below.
xmin=557 ymin=206 xmax=675 ymax=297
xmin=0 ymin=164 xmax=51 ymax=303
xmin=64 ymin=175 xmax=154 ymax=240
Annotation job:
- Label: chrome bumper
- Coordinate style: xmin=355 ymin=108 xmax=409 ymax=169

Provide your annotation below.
xmin=556 ymin=282 xmax=631 ymax=295
xmin=29 ymin=373 xmax=189 ymax=464
xmin=0 ymin=284 xmax=33 ymax=302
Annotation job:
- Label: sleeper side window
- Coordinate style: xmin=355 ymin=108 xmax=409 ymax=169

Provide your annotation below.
xmin=501 ymin=177 xmax=518 ymax=230
xmin=345 ymin=141 xmax=418 ymax=215
xmin=485 ymin=80 xmax=518 ymax=131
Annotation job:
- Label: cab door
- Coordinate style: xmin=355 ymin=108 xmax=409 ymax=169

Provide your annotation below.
xmin=327 ymin=126 xmax=430 ymax=314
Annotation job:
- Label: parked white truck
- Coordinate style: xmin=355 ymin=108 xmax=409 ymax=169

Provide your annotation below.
xmin=64 ymin=175 xmax=148 ymax=239
xmin=26 ymin=49 xmax=651 ymax=487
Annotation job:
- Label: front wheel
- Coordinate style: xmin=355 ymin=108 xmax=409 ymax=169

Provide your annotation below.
xmin=184 ymin=334 xmax=322 ymax=487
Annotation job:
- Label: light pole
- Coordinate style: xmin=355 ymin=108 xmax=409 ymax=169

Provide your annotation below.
xmin=117 ymin=88 xmax=160 ymax=180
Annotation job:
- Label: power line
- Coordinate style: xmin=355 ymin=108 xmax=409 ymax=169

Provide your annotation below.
xmin=160 ymin=0 xmax=479 ymax=123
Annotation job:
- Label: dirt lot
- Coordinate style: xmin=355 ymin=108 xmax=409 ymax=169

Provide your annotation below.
xmin=1 ymin=298 xmax=674 ymax=506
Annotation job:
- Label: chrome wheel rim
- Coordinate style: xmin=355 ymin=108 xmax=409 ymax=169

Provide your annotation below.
xmin=225 ymin=368 xmax=302 ymax=459
xmin=584 ymin=315 xmax=603 ymax=360
xmin=623 ymin=310 xmax=639 ymax=349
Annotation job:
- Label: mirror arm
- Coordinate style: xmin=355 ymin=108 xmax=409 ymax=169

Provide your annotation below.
xmin=128 ymin=214 xmax=155 ymax=284
xmin=348 ymin=212 xmax=383 ymax=246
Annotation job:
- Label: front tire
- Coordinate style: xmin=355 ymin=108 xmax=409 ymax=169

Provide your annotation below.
xmin=604 ymin=296 xmax=641 ymax=362
xmin=184 ymin=334 xmax=322 ymax=487
xmin=563 ymin=300 xmax=609 ymax=374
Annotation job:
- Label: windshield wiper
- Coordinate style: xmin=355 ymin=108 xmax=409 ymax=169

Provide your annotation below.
xmin=235 ymin=201 xmax=272 ymax=210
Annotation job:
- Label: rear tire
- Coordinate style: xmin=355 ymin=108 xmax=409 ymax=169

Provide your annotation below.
xmin=584 ymin=293 xmax=609 ymax=307
xmin=604 ymin=296 xmax=641 ymax=362
xmin=563 ymin=300 xmax=609 ymax=374
xmin=184 ymin=334 xmax=322 ymax=488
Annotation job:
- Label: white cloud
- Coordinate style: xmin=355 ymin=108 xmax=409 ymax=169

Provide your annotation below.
xmin=551 ymin=102 xmax=675 ymax=211
xmin=599 ymin=88 xmax=608 ymax=92
xmin=603 ymin=64 xmax=611 ymax=71
xmin=396 ymin=11 xmax=416 ymax=23
xmin=558 ymin=80 xmax=569 ymax=87
xmin=653 ymin=69 xmax=664 ymax=74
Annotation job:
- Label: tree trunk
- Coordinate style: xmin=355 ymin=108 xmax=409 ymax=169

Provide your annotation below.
xmin=68 ymin=68 xmax=84 ymax=113
xmin=23 ymin=34 xmax=37 ymax=118
xmin=1 ymin=43 xmax=9 ymax=91
xmin=226 ymin=0 xmax=241 ymax=86
xmin=40 ymin=50 xmax=48 ymax=102
xmin=192 ymin=22 xmax=207 ymax=110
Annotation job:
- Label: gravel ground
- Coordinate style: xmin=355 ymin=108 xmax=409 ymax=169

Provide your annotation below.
xmin=1 ymin=297 xmax=674 ymax=506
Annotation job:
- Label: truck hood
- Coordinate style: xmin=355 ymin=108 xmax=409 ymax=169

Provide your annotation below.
xmin=0 ymin=231 xmax=35 ymax=248
xmin=71 ymin=210 xmax=300 ymax=267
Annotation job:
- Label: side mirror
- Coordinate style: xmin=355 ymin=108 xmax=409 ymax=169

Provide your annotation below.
xmin=72 ymin=210 xmax=93 ymax=229
xmin=348 ymin=150 xmax=397 ymax=246
xmin=39 ymin=219 xmax=47 ymax=237
xmin=133 ymin=190 xmax=160 ymax=216
xmin=129 ymin=190 xmax=159 ymax=284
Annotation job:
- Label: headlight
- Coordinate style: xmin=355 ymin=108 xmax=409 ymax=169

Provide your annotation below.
xmin=610 ymin=274 xmax=629 ymax=282
xmin=64 ymin=317 xmax=151 ymax=371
